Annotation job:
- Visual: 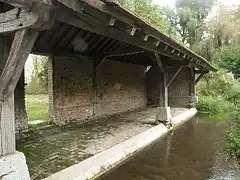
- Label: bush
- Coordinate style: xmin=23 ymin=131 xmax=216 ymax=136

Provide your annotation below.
xmin=226 ymin=113 xmax=240 ymax=156
xmin=196 ymin=95 xmax=233 ymax=114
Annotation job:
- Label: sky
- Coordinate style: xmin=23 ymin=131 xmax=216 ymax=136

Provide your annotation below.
xmin=153 ymin=0 xmax=240 ymax=7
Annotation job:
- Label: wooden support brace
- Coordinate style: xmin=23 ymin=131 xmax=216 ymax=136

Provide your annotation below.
xmin=0 ymin=29 xmax=38 ymax=100
xmin=154 ymin=52 xmax=164 ymax=72
xmin=95 ymin=57 xmax=107 ymax=70
xmin=166 ymin=66 xmax=183 ymax=88
xmin=0 ymin=28 xmax=38 ymax=156
xmin=195 ymin=72 xmax=205 ymax=85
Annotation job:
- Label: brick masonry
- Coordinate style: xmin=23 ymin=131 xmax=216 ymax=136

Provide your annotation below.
xmin=49 ymin=56 xmax=147 ymax=125
xmin=168 ymin=66 xmax=195 ymax=107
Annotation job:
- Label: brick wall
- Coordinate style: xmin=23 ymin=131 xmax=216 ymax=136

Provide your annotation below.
xmin=168 ymin=66 xmax=194 ymax=107
xmin=146 ymin=66 xmax=195 ymax=108
xmin=146 ymin=66 xmax=162 ymax=107
xmin=49 ymin=56 xmax=147 ymax=125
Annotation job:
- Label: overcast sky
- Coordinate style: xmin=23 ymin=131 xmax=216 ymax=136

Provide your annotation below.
xmin=153 ymin=0 xmax=240 ymax=7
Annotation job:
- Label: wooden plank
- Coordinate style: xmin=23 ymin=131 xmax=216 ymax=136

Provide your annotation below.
xmin=154 ymin=53 xmax=164 ymax=72
xmin=0 ymin=8 xmax=39 ymax=33
xmin=166 ymin=66 xmax=183 ymax=88
xmin=0 ymin=28 xmax=38 ymax=101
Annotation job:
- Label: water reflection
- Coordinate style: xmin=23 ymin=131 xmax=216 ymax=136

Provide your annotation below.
xmin=100 ymin=116 xmax=240 ymax=180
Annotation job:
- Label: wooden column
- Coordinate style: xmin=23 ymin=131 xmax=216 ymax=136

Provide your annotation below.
xmin=0 ymin=29 xmax=38 ymax=156
xmin=159 ymin=71 xmax=168 ymax=107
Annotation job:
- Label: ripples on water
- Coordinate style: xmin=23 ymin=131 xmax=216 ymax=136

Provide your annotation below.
xmin=100 ymin=116 xmax=240 ymax=180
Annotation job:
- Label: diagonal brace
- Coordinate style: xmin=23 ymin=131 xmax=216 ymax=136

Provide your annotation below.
xmin=167 ymin=66 xmax=183 ymax=88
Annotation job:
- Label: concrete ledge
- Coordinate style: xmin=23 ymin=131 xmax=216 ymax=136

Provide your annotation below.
xmin=171 ymin=108 xmax=197 ymax=127
xmin=0 ymin=151 xmax=30 ymax=180
xmin=44 ymin=108 xmax=197 ymax=180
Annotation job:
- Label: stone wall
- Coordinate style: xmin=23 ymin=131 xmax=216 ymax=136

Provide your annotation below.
xmin=49 ymin=56 xmax=147 ymax=125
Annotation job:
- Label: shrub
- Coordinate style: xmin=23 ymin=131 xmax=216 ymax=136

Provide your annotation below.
xmin=196 ymin=95 xmax=233 ymax=114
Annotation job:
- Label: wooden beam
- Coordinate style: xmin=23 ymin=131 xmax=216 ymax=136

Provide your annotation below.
xmin=159 ymin=71 xmax=168 ymax=107
xmin=167 ymin=66 xmax=183 ymax=88
xmin=0 ymin=28 xmax=38 ymax=156
xmin=104 ymin=50 xmax=145 ymax=57
xmin=0 ymin=8 xmax=39 ymax=33
xmin=0 ymin=28 xmax=38 ymax=101
xmin=195 ymin=72 xmax=205 ymax=85
xmin=154 ymin=52 xmax=164 ymax=72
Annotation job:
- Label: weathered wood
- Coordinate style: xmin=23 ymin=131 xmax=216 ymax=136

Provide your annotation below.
xmin=56 ymin=0 xmax=216 ymax=71
xmin=0 ymin=8 xmax=39 ymax=33
xmin=0 ymin=0 xmax=35 ymax=9
xmin=195 ymin=72 xmax=205 ymax=85
xmin=0 ymin=28 xmax=38 ymax=101
xmin=0 ymin=95 xmax=15 ymax=156
xmin=0 ymin=28 xmax=38 ymax=156
xmin=159 ymin=72 xmax=168 ymax=107
xmin=154 ymin=53 xmax=164 ymax=72
xmin=56 ymin=6 xmax=186 ymax=62
xmin=167 ymin=66 xmax=183 ymax=88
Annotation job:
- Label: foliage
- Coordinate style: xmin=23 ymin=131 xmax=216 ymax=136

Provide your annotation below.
xmin=163 ymin=0 xmax=215 ymax=47
xmin=196 ymin=69 xmax=235 ymax=98
xmin=114 ymin=0 xmax=172 ymax=34
xmin=25 ymin=94 xmax=49 ymax=121
xmin=226 ymin=112 xmax=240 ymax=156
xmin=26 ymin=56 xmax=49 ymax=94
xmin=213 ymin=46 xmax=240 ymax=79
xmin=196 ymin=95 xmax=233 ymax=114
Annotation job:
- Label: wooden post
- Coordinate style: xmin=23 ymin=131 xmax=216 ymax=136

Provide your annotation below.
xmin=0 ymin=28 xmax=38 ymax=156
xmin=159 ymin=71 xmax=168 ymax=107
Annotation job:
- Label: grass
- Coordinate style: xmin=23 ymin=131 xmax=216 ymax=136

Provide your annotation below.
xmin=25 ymin=94 xmax=49 ymax=121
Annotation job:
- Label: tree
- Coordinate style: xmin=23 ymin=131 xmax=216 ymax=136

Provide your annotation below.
xmin=114 ymin=0 xmax=172 ymax=34
xmin=213 ymin=46 xmax=240 ymax=79
xmin=26 ymin=55 xmax=49 ymax=94
xmin=164 ymin=0 xmax=215 ymax=48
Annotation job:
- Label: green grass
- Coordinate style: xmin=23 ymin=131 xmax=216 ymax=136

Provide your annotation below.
xmin=25 ymin=94 xmax=49 ymax=121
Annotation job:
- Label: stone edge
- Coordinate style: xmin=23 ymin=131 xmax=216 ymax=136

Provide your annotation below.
xmin=0 ymin=151 xmax=30 ymax=180
xmin=44 ymin=108 xmax=197 ymax=180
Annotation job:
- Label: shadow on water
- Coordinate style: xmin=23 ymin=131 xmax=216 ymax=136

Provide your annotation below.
xmin=99 ymin=116 xmax=240 ymax=180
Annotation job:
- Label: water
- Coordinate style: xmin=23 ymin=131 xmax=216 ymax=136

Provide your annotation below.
xmin=99 ymin=116 xmax=240 ymax=180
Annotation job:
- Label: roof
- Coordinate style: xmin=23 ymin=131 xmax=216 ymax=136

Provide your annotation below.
xmin=0 ymin=0 xmax=217 ymax=72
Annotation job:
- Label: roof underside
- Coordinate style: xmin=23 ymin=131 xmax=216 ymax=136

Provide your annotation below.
xmin=0 ymin=0 xmax=216 ymax=71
